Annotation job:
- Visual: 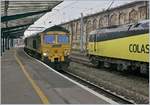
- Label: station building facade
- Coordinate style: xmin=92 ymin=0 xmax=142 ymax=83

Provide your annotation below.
xmin=60 ymin=1 xmax=149 ymax=51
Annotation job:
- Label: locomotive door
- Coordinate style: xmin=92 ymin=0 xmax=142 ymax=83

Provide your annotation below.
xmin=94 ymin=34 xmax=96 ymax=52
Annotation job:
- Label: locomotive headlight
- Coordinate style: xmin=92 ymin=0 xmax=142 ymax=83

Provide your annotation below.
xmin=43 ymin=53 xmax=48 ymax=56
xmin=64 ymin=50 xmax=70 ymax=55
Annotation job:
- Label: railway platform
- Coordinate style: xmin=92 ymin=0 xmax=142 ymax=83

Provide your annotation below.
xmin=1 ymin=48 xmax=117 ymax=104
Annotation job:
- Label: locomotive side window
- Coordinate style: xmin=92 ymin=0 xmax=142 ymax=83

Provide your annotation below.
xmin=25 ymin=39 xmax=27 ymax=46
xmin=44 ymin=35 xmax=55 ymax=44
xmin=58 ymin=35 xmax=69 ymax=43
xmin=33 ymin=40 xmax=37 ymax=49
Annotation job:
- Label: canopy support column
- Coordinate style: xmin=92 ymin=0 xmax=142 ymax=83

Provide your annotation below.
xmin=3 ymin=37 xmax=5 ymax=52
xmin=7 ymin=36 xmax=10 ymax=50
xmin=11 ymin=38 xmax=14 ymax=47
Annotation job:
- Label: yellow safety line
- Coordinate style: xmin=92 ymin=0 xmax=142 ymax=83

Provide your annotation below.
xmin=14 ymin=50 xmax=50 ymax=104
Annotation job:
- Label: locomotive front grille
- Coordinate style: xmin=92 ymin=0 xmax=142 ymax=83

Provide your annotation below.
xmin=52 ymin=44 xmax=61 ymax=48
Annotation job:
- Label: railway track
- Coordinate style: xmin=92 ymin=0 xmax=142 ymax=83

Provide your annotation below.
xmin=31 ymin=53 xmax=135 ymax=104
xmin=69 ymin=55 xmax=93 ymax=66
xmin=61 ymin=69 xmax=135 ymax=104
xmin=69 ymin=55 xmax=148 ymax=78
xmin=25 ymin=51 xmax=146 ymax=104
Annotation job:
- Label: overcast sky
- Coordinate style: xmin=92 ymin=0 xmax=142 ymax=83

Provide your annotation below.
xmin=24 ymin=0 xmax=136 ymax=37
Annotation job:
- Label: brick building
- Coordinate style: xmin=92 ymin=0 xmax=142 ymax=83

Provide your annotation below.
xmin=60 ymin=1 xmax=149 ymax=51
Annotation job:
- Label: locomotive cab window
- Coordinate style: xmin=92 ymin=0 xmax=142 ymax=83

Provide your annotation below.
xmin=44 ymin=35 xmax=55 ymax=44
xmin=58 ymin=35 xmax=69 ymax=43
xmin=141 ymin=22 xmax=149 ymax=29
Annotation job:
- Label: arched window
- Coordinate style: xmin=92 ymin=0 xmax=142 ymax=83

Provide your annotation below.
xmin=129 ymin=9 xmax=138 ymax=23
xmin=72 ymin=22 xmax=76 ymax=36
xmin=119 ymin=13 xmax=126 ymax=25
xmin=99 ymin=17 xmax=103 ymax=28
xmin=103 ymin=15 xmax=108 ymax=27
xmin=75 ymin=22 xmax=80 ymax=40
xmin=72 ymin=22 xmax=76 ymax=41
xmin=85 ymin=20 xmax=91 ymax=42
xmin=110 ymin=13 xmax=117 ymax=26
xmin=86 ymin=20 xmax=92 ymax=34
xmin=93 ymin=19 xmax=97 ymax=30
xmin=139 ymin=6 xmax=147 ymax=20
xmin=75 ymin=22 xmax=78 ymax=40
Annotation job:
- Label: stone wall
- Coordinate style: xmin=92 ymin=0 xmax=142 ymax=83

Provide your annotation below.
xmin=60 ymin=1 xmax=149 ymax=51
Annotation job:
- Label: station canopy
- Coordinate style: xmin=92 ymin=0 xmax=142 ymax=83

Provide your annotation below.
xmin=1 ymin=0 xmax=63 ymax=38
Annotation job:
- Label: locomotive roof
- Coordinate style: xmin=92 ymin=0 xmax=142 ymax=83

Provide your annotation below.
xmin=89 ymin=20 xmax=149 ymax=35
xmin=89 ymin=20 xmax=149 ymax=42
xmin=43 ymin=25 xmax=69 ymax=33
xmin=25 ymin=25 xmax=70 ymax=38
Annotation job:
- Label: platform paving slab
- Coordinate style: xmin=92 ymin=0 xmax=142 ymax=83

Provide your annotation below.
xmin=1 ymin=49 xmax=42 ymax=104
xmin=1 ymin=48 xmax=117 ymax=104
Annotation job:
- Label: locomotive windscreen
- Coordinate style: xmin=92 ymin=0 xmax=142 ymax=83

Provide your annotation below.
xmin=44 ymin=35 xmax=55 ymax=44
xmin=58 ymin=35 xmax=69 ymax=43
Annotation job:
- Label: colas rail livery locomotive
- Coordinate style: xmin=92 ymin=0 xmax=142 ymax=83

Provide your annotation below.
xmin=87 ymin=20 xmax=149 ymax=75
xmin=24 ymin=25 xmax=71 ymax=69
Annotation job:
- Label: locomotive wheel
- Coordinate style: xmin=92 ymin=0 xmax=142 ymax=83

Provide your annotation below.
xmin=41 ymin=56 xmax=45 ymax=62
xmin=140 ymin=64 xmax=148 ymax=75
xmin=90 ymin=56 xmax=99 ymax=67
xmin=99 ymin=61 xmax=104 ymax=68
